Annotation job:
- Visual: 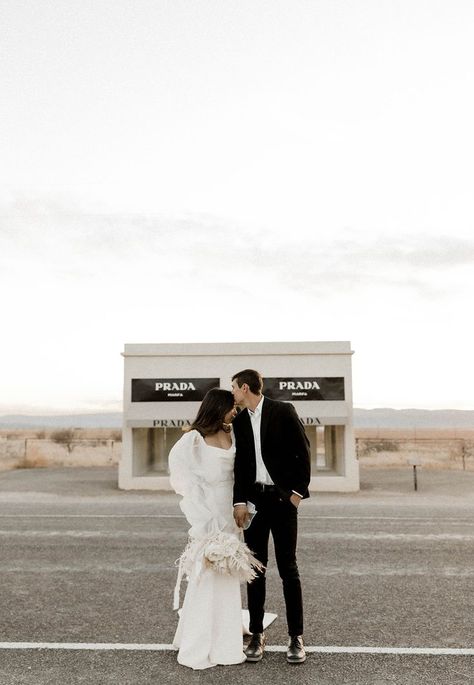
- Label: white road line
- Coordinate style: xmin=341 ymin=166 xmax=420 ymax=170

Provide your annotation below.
xmin=0 ymin=515 xmax=180 ymax=519
xmin=301 ymin=516 xmax=474 ymax=523
xmin=0 ymin=642 xmax=173 ymax=651
xmin=2 ymin=530 xmax=474 ymax=542
xmin=0 ymin=515 xmax=472 ymax=522
xmin=0 ymin=642 xmax=472 ymax=656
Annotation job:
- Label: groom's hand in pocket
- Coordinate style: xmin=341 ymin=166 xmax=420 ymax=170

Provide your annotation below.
xmin=289 ymin=493 xmax=302 ymax=508
xmin=233 ymin=504 xmax=249 ymax=528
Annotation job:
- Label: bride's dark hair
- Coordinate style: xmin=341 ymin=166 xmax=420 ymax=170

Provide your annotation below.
xmin=188 ymin=388 xmax=235 ymax=437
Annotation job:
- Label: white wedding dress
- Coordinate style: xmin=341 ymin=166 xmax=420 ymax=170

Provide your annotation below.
xmin=169 ymin=429 xmax=247 ymax=670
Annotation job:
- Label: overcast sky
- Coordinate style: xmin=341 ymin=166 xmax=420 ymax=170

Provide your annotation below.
xmin=1 ymin=0 xmax=473 ymax=413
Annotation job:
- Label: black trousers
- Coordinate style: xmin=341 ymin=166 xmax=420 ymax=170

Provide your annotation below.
xmin=244 ymin=489 xmax=303 ymax=636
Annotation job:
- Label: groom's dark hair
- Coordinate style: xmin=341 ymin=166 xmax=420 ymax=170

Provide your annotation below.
xmin=232 ymin=369 xmax=263 ymax=395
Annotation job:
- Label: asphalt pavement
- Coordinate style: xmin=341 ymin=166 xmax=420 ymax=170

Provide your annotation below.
xmin=0 ymin=466 xmax=473 ymax=685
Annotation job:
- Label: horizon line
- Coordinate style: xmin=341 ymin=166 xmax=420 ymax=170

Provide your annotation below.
xmin=1 ymin=406 xmax=474 ymax=418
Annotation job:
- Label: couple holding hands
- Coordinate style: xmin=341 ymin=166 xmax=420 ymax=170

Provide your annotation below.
xmin=169 ymin=369 xmax=311 ymax=670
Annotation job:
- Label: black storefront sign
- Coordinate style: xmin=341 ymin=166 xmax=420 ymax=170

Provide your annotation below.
xmin=263 ymin=377 xmax=345 ymax=401
xmin=132 ymin=378 xmax=220 ymax=402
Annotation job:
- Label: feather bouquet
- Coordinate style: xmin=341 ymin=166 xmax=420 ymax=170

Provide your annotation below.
xmin=202 ymin=531 xmax=264 ymax=581
xmin=173 ymin=531 xmax=265 ymax=609
xmin=178 ymin=531 xmax=264 ymax=583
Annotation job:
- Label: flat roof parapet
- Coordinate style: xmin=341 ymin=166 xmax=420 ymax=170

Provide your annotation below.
xmin=123 ymin=341 xmax=353 ymax=357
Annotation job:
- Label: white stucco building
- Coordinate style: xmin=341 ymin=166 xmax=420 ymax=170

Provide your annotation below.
xmin=120 ymin=341 xmax=359 ymax=492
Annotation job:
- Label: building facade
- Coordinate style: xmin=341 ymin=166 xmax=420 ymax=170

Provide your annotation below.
xmin=120 ymin=341 xmax=359 ymax=492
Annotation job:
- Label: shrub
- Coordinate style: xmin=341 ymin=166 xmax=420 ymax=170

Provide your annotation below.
xmin=51 ymin=429 xmax=76 ymax=452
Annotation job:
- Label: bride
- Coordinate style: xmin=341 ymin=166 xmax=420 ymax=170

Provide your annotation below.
xmin=169 ymin=388 xmax=262 ymax=670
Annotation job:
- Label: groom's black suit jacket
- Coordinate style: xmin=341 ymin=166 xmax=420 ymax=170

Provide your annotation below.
xmin=232 ymin=396 xmax=311 ymax=505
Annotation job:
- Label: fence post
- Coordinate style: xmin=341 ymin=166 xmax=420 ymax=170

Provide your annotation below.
xmin=408 ymin=458 xmax=421 ymax=491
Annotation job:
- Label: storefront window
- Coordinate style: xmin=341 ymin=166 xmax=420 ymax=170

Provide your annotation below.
xmin=132 ymin=427 xmax=183 ymax=475
xmin=304 ymin=425 xmax=344 ymax=473
xmin=132 ymin=424 xmax=345 ymax=477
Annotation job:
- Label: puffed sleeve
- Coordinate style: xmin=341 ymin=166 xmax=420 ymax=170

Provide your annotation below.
xmin=168 ymin=430 xmax=219 ymax=538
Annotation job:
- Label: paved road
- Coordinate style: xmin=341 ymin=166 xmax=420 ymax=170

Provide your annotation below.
xmin=0 ymin=467 xmax=473 ymax=684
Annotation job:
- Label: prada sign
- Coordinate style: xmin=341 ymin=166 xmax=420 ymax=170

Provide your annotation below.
xmin=132 ymin=378 xmax=220 ymax=402
xmin=153 ymin=419 xmax=192 ymax=427
xmin=264 ymin=377 xmax=345 ymax=401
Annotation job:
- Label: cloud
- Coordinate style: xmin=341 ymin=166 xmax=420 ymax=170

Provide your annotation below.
xmin=1 ymin=197 xmax=472 ymax=302
xmin=0 ymin=198 xmax=265 ymax=295
xmin=257 ymin=233 xmax=474 ymax=300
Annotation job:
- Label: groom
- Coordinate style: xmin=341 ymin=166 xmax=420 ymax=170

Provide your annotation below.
xmin=231 ymin=369 xmax=311 ymax=664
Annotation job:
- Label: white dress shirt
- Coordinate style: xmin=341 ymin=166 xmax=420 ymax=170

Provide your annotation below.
xmin=248 ymin=396 xmax=274 ymax=485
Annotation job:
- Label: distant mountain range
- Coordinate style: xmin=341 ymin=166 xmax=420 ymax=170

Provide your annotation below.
xmin=354 ymin=408 xmax=474 ymax=428
xmin=0 ymin=413 xmax=123 ymax=429
xmin=0 ymin=409 xmax=473 ymax=429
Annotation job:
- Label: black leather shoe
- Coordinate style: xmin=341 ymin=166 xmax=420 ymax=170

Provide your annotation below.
xmin=245 ymin=632 xmax=265 ymax=662
xmin=287 ymin=635 xmax=306 ymax=664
